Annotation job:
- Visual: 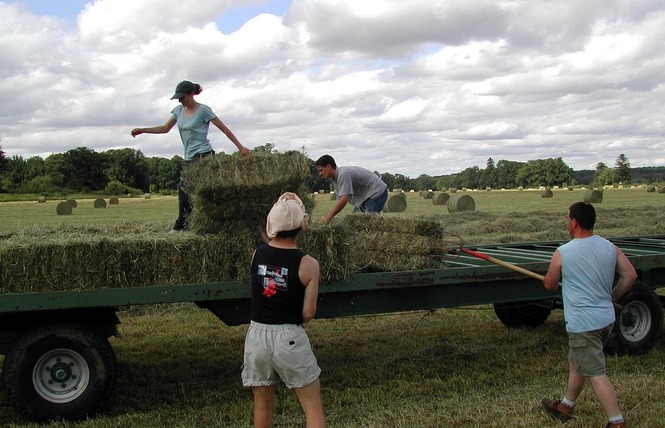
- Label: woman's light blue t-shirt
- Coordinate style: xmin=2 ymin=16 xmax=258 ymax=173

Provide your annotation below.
xmin=171 ymin=104 xmax=216 ymax=161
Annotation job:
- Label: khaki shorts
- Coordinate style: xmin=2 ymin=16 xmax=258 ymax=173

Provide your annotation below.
xmin=242 ymin=321 xmax=321 ymax=389
xmin=568 ymin=323 xmax=613 ymax=377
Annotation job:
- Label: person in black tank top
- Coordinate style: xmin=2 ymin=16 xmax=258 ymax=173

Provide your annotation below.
xmin=241 ymin=193 xmax=326 ymax=428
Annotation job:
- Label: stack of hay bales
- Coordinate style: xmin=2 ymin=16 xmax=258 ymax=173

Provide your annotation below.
xmin=333 ymin=214 xmax=447 ymax=272
xmin=184 ymin=151 xmax=313 ymax=235
xmin=0 ymin=215 xmax=449 ymax=293
xmin=0 ymin=223 xmax=257 ymax=293
xmin=1 ymin=152 xmax=451 ymax=293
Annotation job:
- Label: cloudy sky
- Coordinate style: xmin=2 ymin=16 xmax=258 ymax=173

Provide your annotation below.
xmin=1 ymin=0 xmax=664 ymax=177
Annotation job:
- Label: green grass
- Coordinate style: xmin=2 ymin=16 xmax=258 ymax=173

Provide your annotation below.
xmin=1 ymin=188 xmax=665 ymax=427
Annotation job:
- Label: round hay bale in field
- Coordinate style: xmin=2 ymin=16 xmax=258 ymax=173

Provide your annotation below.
xmin=385 ymin=194 xmax=407 ymax=212
xmin=432 ymin=192 xmax=450 ymax=206
xmin=38 ymin=196 xmax=46 ymax=203
xmin=424 ymin=191 xmax=434 ymax=199
xmin=67 ymin=199 xmax=77 ymax=208
xmin=330 ymin=192 xmax=336 ymax=200
xmin=56 ymin=201 xmax=73 ymax=215
xmin=567 ymin=186 xmax=574 ymax=191
xmin=109 ymin=196 xmax=120 ymax=205
xmin=94 ymin=198 xmax=107 ymax=208
xmin=448 ymin=188 xmax=457 ymax=193
xmin=646 ymin=186 xmax=656 ymax=192
xmin=583 ymin=189 xmax=603 ymax=203
xmin=447 ymin=194 xmax=475 ymax=212
xmin=144 ymin=193 xmax=151 ymax=199
xmin=541 ymin=188 xmax=553 ymax=198
xmin=659 ymin=187 xmax=665 ymax=194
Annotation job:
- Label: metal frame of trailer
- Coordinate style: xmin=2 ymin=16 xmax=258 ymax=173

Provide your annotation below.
xmin=1 ymin=235 xmax=664 ymax=422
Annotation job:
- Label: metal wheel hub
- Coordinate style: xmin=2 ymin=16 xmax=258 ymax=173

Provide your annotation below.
xmin=32 ymin=348 xmax=90 ymax=403
xmin=619 ymin=301 xmax=652 ymax=343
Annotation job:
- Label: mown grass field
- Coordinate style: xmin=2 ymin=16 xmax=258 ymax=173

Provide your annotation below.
xmin=1 ymin=188 xmax=665 ymax=427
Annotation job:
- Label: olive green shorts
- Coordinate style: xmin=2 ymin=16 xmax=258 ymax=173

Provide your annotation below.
xmin=567 ymin=323 xmax=614 ymax=377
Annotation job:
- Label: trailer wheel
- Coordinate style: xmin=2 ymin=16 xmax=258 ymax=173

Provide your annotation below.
xmin=2 ymin=324 xmax=117 ymax=422
xmin=605 ymin=283 xmax=663 ymax=355
xmin=493 ymin=299 xmax=553 ymax=328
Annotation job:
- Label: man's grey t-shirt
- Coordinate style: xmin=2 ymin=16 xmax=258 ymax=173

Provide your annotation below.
xmin=334 ymin=166 xmax=388 ymax=208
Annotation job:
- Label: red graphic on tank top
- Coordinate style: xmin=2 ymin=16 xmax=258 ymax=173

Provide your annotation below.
xmin=263 ymin=277 xmax=278 ymax=297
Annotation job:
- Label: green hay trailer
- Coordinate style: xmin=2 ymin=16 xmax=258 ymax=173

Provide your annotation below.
xmin=1 ymin=235 xmax=664 ymax=422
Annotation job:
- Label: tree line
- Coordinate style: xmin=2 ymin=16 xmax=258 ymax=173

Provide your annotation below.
xmin=0 ymin=143 xmax=663 ymax=196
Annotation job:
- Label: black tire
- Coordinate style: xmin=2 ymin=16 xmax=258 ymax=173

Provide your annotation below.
xmin=605 ymin=283 xmax=663 ymax=355
xmin=493 ymin=299 xmax=553 ymax=328
xmin=2 ymin=324 xmax=117 ymax=422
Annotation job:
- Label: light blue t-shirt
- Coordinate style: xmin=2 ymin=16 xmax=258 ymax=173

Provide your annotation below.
xmin=558 ymin=235 xmax=617 ymax=333
xmin=171 ymin=104 xmax=216 ymax=161
xmin=334 ymin=166 xmax=388 ymax=209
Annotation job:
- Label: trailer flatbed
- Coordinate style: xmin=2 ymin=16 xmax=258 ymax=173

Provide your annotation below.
xmin=1 ymin=235 xmax=664 ymax=422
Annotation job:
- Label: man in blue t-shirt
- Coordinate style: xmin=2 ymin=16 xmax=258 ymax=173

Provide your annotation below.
xmin=315 ymin=154 xmax=388 ymax=224
xmin=541 ymin=202 xmax=636 ymax=428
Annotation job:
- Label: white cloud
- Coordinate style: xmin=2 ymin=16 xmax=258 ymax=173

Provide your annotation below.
xmin=1 ymin=0 xmax=665 ymax=177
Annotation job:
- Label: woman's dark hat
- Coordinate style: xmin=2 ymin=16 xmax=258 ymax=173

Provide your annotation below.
xmin=171 ymin=80 xmax=196 ymax=100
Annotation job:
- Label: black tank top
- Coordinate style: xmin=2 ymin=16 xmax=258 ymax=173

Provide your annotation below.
xmin=250 ymin=244 xmax=306 ymax=325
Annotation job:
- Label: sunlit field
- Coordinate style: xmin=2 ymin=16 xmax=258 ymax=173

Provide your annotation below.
xmin=1 ymin=187 xmax=665 ymax=427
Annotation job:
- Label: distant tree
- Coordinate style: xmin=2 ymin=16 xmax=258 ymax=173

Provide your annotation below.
xmin=25 ymin=156 xmax=46 ymax=182
xmin=105 ymin=148 xmax=150 ymax=192
xmin=60 ymin=147 xmax=108 ymax=191
xmin=457 ymin=166 xmax=482 ymax=189
xmin=595 ymin=162 xmax=607 ymax=173
xmin=495 ymin=160 xmax=523 ymax=189
xmin=381 ymin=172 xmax=396 ymax=190
xmin=252 ymin=143 xmax=276 ymax=153
xmin=414 ymin=174 xmax=436 ymax=191
xmin=593 ymin=167 xmax=618 ymax=187
xmin=515 ymin=158 xmax=573 ymax=188
xmin=393 ymin=173 xmax=411 ymax=190
xmin=436 ymin=174 xmax=455 ymax=190
xmin=615 ymin=153 xmax=631 ymax=183
xmin=306 ymin=158 xmax=328 ymax=192
xmin=480 ymin=157 xmax=497 ymax=188
xmin=44 ymin=153 xmax=66 ymax=188
xmin=0 ymin=142 xmax=7 ymax=174
xmin=146 ymin=156 xmax=182 ymax=192
xmin=4 ymin=155 xmax=28 ymax=190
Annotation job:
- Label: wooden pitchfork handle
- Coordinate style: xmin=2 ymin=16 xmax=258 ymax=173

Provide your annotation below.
xmin=459 ymin=247 xmax=623 ymax=311
xmin=460 ymin=248 xmax=547 ymax=282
